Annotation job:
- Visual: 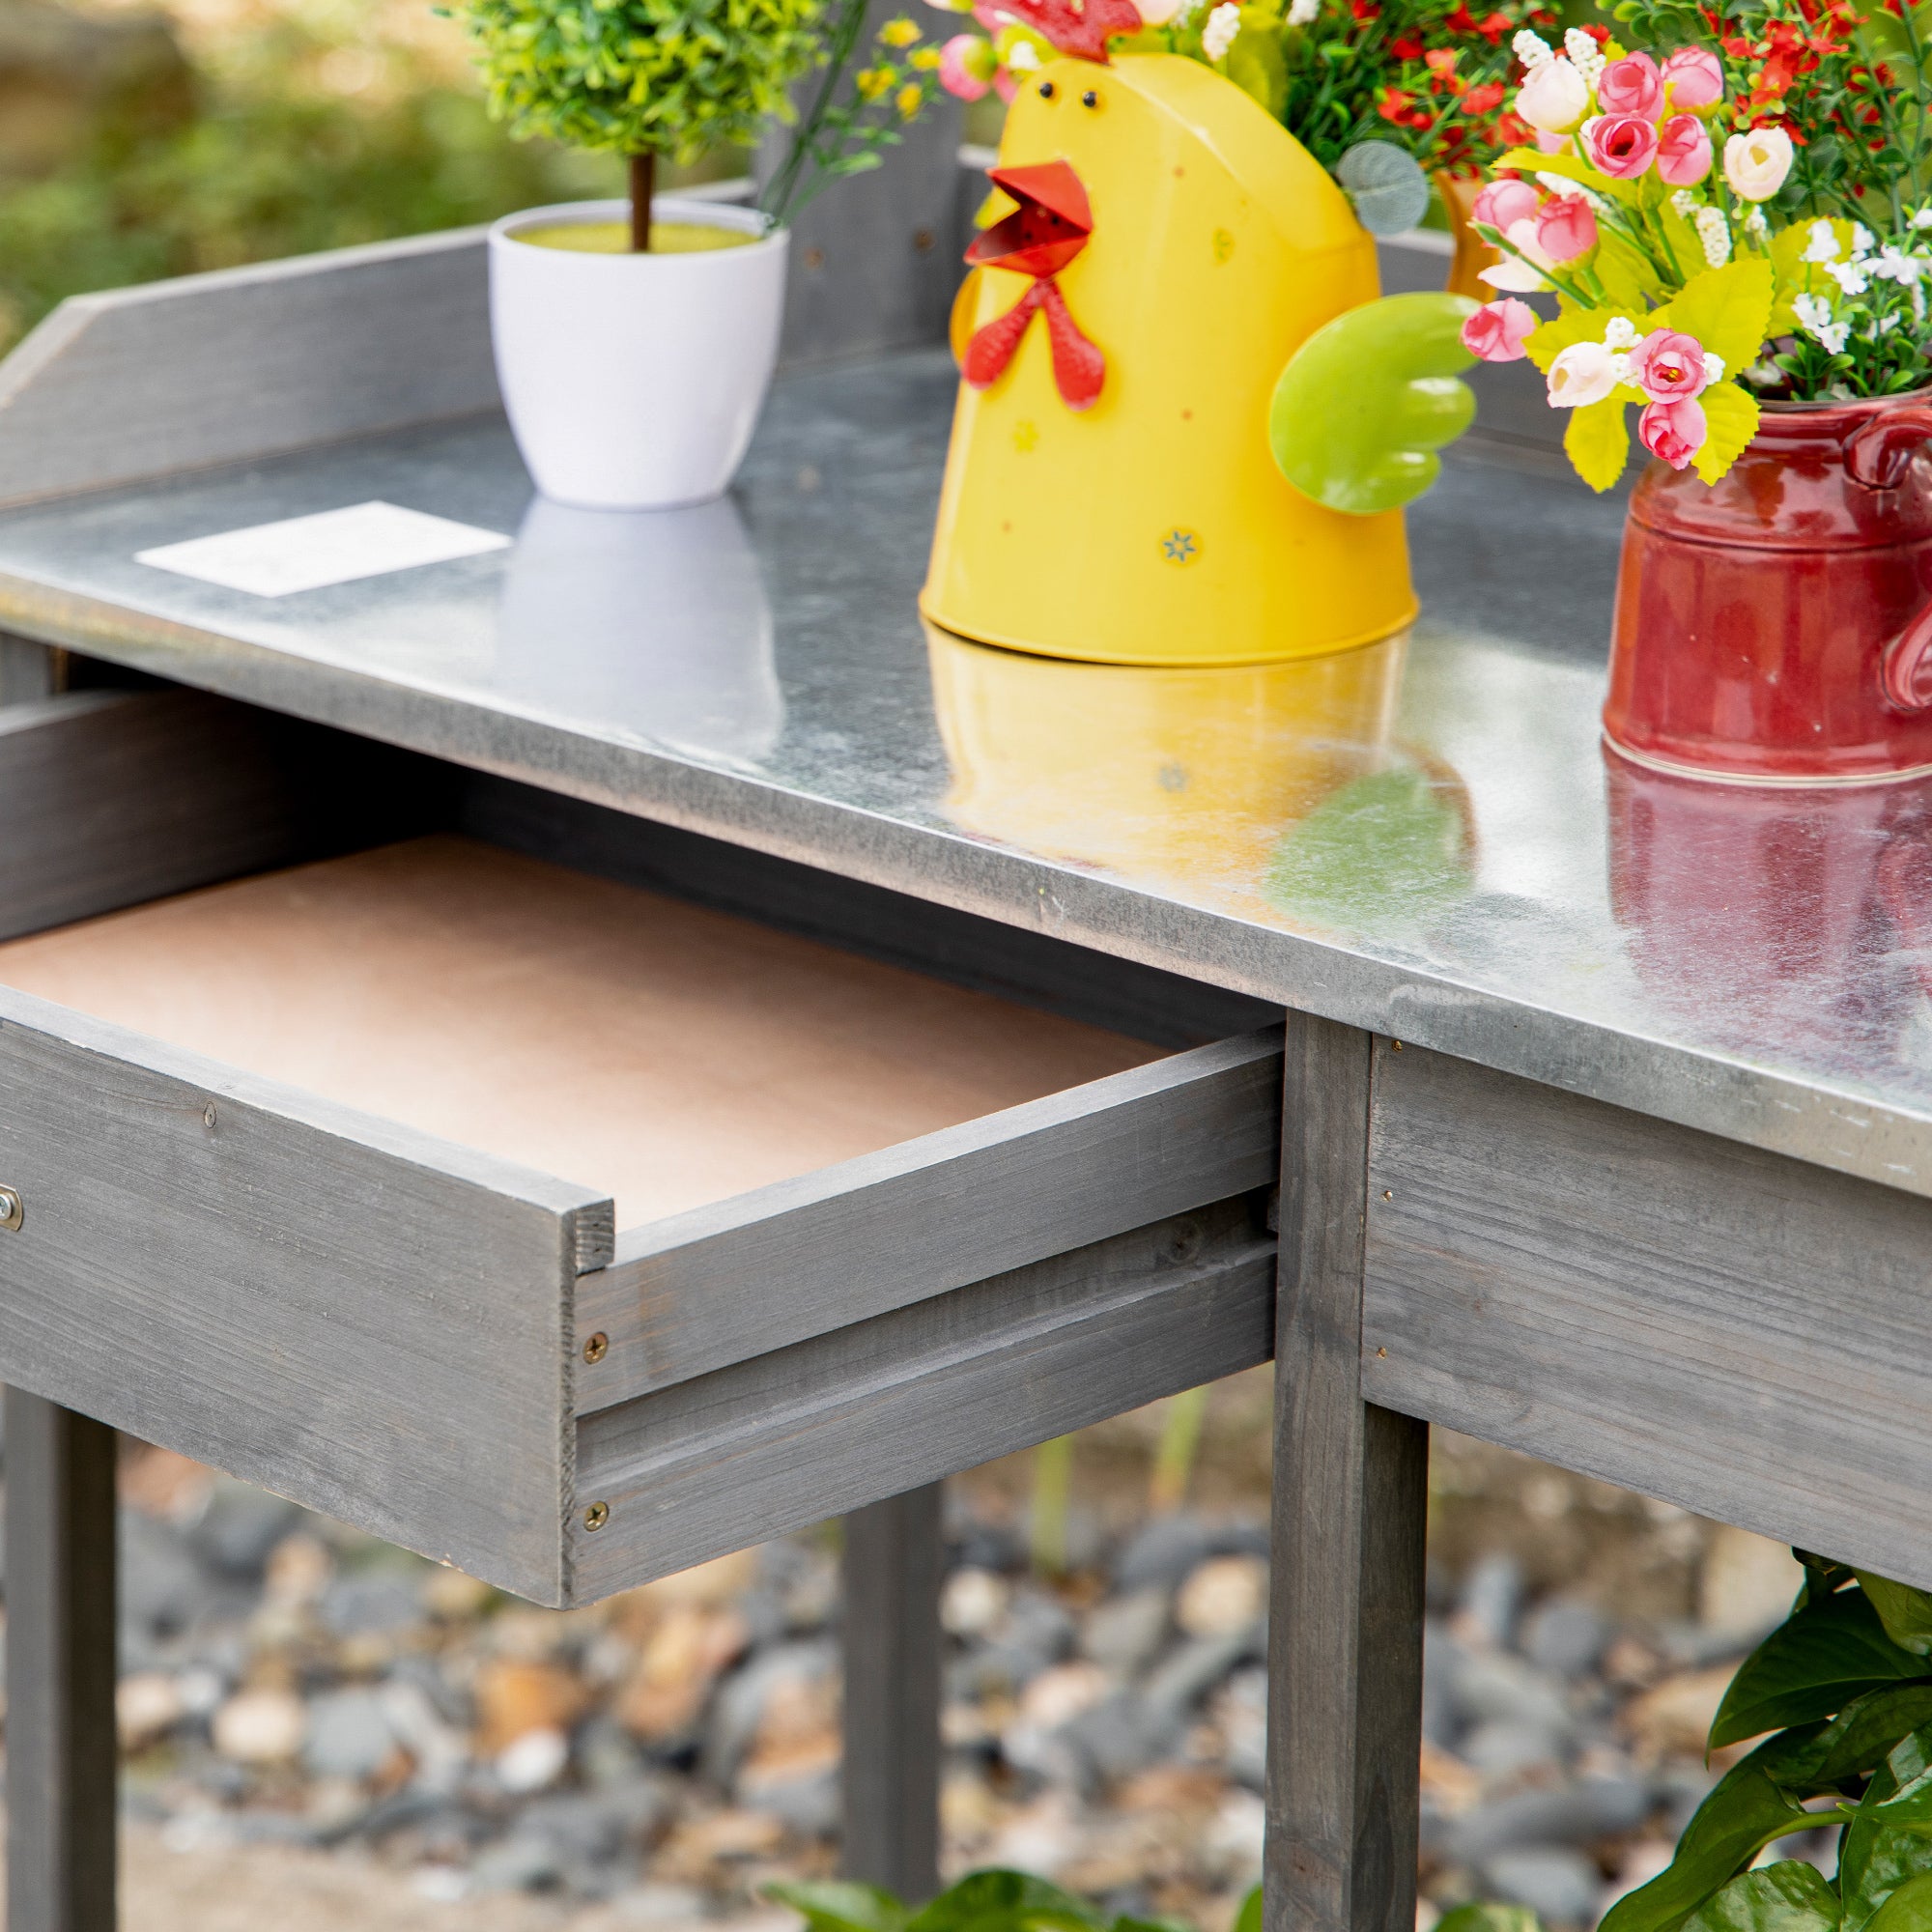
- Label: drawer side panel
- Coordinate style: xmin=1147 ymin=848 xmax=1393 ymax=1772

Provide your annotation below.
xmin=0 ymin=989 xmax=604 ymax=1605
xmin=1364 ymin=1039 xmax=1932 ymax=1587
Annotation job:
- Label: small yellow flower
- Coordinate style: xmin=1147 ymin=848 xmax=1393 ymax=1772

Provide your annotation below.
xmin=896 ymin=80 xmax=924 ymax=116
xmin=910 ymin=45 xmax=942 ymax=68
xmin=878 ymin=16 xmax=921 ymax=46
xmin=855 ymin=64 xmax=895 ymax=97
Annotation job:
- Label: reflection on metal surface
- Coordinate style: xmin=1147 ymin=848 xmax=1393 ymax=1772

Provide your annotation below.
xmin=497 ymin=496 xmax=779 ymax=769
xmin=7 ymin=353 xmax=1932 ymax=1187
xmin=927 ymin=620 xmax=1475 ymax=933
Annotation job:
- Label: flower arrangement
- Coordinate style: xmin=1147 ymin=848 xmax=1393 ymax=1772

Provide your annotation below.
xmin=1457 ymin=6 xmax=1932 ymax=489
xmin=928 ymin=0 xmax=1554 ymax=200
xmin=448 ymin=0 xmax=940 ymax=242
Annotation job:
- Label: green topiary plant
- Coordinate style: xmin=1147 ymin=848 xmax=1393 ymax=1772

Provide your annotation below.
xmin=444 ymin=0 xmax=938 ymax=249
xmin=767 ymin=1868 xmax=1256 ymax=1932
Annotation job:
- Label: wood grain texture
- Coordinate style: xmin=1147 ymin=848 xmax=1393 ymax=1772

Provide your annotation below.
xmin=0 ymin=985 xmax=607 ymax=1605
xmin=575 ymin=1028 xmax=1281 ymax=1410
xmin=0 ymin=689 xmax=318 ymax=941
xmin=1363 ymin=1040 xmax=1932 ymax=1589
xmin=458 ymin=774 xmax=1277 ymax=1049
xmin=1268 ymin=1014 xmax=1427 ymax=1932
xmin=841 ymin=1484 xmax=943 ymax=1903
xmin=5 ymin=1392 xmax=117 ymax=1932
xmin=0 ymin=229 xmax=496 ymax=508
xmin=570 ymin=1196 xmax=1275 ymax=1600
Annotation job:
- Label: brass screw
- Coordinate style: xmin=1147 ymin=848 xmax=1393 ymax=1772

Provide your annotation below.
xmin=1382 ymin=1189 xmax=1393 ymax=1200
xmin=582 ymin=1331 xmax=609 ymax=1365
xmin=1390 ymin=1040 xmax=1404 ymax=1053
xmin=0 ymin=1186 xmax=21 ymax=1232
xmin=582 ymin=1501 xmax=611 ymax=1532
xmin=1376 ymin=1347 xmax=1388 ymax=1358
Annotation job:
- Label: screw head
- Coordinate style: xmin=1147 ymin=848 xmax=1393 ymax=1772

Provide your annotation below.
xmin=204 ymin=1103 xmax=217 ymax=1127
xmin=0 ymin=1186 xmax=21 ymax=1232
xmin=582 ymin=1331 xmax=609 ymax=1365
xmin=582 ymin=1501 xmax=611 ymax=1532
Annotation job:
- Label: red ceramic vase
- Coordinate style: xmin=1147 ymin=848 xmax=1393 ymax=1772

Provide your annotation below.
xmin=1604 ymin=391 xmax=1932 ymax=785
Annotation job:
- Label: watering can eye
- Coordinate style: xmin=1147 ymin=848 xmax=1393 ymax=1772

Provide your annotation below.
xmin=1038 ymin=79 xmax=1056 ymax=98
xmin=1082 ymin=88 xmax=1098 ymax=107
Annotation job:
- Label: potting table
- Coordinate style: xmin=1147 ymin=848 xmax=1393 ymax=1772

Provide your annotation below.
xmin=0 ymin=226 xmax=1920 ymax=1932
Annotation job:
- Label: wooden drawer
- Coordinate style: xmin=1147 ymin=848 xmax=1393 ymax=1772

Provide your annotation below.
xmin=0 ymin=689 xmax=1281 ymax=1605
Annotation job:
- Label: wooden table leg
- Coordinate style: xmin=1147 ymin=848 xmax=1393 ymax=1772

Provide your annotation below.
xmin=1267 ymin=1015 xmax=1429 ymax=1932
xmin=840 ymin=1482 xmax=943 ymax=1903
xmin=0 ymin=638 xmax=67 ymax=707
xmin=6 ymin=1390 xmax=119 ymax=1932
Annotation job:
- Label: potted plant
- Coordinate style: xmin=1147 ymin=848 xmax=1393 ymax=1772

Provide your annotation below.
xmin=448 ymin=0 xmax=940 ymax=509
xmin=1456 ymin=6 xmax=1932 ymax=785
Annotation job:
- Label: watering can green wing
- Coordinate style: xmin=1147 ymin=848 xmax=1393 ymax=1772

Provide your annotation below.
xmin=1270 ymin=293 xmax=1481 ymax=517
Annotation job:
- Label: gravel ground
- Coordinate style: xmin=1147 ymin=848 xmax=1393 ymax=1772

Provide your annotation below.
xmin=0 ymin=1370 xmax=1808 ymax=1931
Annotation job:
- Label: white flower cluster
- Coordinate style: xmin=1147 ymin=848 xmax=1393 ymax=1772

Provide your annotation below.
xmin=1793 ymin=293 xmax=1851 ymax=355
xmin=1695 ymin=206 xmax=1731 ymax=269
xmin=1287 ymin=0 xmax=1320 ymax=23
xmin=1202 ymin=1 xmax=1240 ymax=59
xmin=1563 ymin=25 xmax=1605 ymax=87
xmin=1513 ymin=27 xmax=1551 ymax=69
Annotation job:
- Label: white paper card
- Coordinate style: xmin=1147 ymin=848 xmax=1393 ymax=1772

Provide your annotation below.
xmin=134 ymin=501 xmax=512 ymax=598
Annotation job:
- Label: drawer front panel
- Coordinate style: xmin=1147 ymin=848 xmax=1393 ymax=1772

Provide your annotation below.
xmin=0 ymin=986 xmax=611 ymax=1605
xmin=1364 ymin=1039 xmax=1932 ymax=1586
xmin=574 ymin=1026 xmax=1283 ymax=1413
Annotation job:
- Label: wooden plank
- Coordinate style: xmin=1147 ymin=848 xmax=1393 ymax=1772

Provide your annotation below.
xmin=0 ymin=634 xmax=66 ymax=706
xmin=575 ymin=1028 xmax=1282 ymax=1412
xmin=1267 ymin=1014 xmax=1427 ymax=1932
xmin=0 ymin=984 xmax=610 ymax=1605
xmin=459 ymin=773 xmax=1278 ymax=1048
xmin=0 ymin=229 xmax=496 ymax=508
xmin=4 ymin=1392 xmax=118 ymax=1932
xmin=1364 ymin=1040 xmax=1932 ymax=1589
xmin=841 ymin=1484 xmax=943 ymax=1903
xmin=570 ymin=1195 xmax=1274 ymax=1599
xmin=0 ymin=688 xmax=327 ymax=940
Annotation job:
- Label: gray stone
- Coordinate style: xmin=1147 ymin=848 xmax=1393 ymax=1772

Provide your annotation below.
xmin=1479 ymin=1847 xmax=1604 ymax=1926
xmin=1458 ymin=1554 xmax=1524 ymax=1651
xmin=119 ymin=1512 xmax=210 ymax=1644
xmin=1422 ymin=1620 xmax=1466 ymax=1747
xmin=1449 ymin=1650 xmax=1572 ymax=1738
xmin=1115 ymin=1517 xmax=1216 ymax=1592
xmin=1142 ymin=1630 xmax=1257 ymax=1721
xmin=1460 ymin=1719 xmax=1569 ymax=1778
xmin=1220 ymin=1666 xmax=1267 ymax=1791
xmin=191 ymin=1483 xmax=302 ymax=1577
xmin=1082 ymin=1588 xmax=1172 ymax=1676
xmin=303 ymin=1689 xmax=397 ymax=1782
xmin=472 ymin=1833 xmax=563 ymax=1892
xmin=740 ymin=1763 xmax=839 ymax=1836
xmin=701 ymin=1638 xmax=835 ymax=1784
xmin=320 ymin=1571 xmax=428 ymax=1637
xmin=1446 ymin=1777 xmax=1656 ymax=1865
xmin=1002 ymin=1587 xmax=1077 ymax=1666
xmin=1063 ymin=1689 xmax=1181 ymax=1785
xmin=1523 ymin=1602 xmax=1612 ymax=1681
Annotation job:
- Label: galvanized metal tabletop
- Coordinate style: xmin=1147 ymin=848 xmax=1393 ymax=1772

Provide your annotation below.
xmin=0 ymin=347 xmax=1918 ymax=1195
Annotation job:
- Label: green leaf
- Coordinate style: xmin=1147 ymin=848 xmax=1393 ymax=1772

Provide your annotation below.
xmin=1860 ymin=1579 xmax=1932 ymax=1659
xmin=1683 ymin=1864 xmax=1843 ymax=1932
xmin=1233 ymin=1889 xmax=1263 ymax=1932
xmin=1771 ymin=1687 xmax=1932 ymax=1791
xmin=1869 ymin=1876 xmax=1932 ymax=1932
xmin=1597 ymin=1741 xmax=1824 ymax=1932
xmin=1225 ymin=14 xmax=1289 ymax=122
xmin=1270 ymin=292 xmax=1477 ymax=514
xmin=1595 ymin=231 xmax=1664 ymax=311
xmin=1494 ymin=147 xmax=1640 ymax=206
xmin=1335 ymin=140 xmax=1431 ymax=237
xmin=907 ymin=1873 xmax=1107 ymax=1932
xmin=1565 ymin=396 xmax=1631 ymax=494
xmin=1841 ymin=1732 xmax=1932 ymax=1932
xmin=1654 ymin=259 xmax=1776 ymax=379
xmin=1523 ymin=303 xmax=1645 ymax=376
xmin=1712 ymin=1589 xmax=1932 ymax=1749
xmin=1691 ymin=384 xmax=1760 ymax=486
xmin=766 ymin=1884 xmax=915 ymax=1932
xmin=1435 ymin=1908 xmax=1545 ymax=1932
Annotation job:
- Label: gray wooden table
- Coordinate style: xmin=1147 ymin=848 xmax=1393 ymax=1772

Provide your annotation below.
xmin=0 ymin=224 xmax=1914 ymax=1932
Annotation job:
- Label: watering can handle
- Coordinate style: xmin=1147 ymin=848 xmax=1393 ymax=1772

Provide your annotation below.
xmin=1848 ymin=405 xmax=1932 ymax=715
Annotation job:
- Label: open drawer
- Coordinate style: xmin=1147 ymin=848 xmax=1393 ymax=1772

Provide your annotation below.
xmin=0 ymin=687 xmax=1281 ymax=1605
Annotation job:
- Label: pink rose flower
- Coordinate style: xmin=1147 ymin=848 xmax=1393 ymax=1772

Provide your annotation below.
xmin=1662 ymin=45 xmax=1724 ymax=111
xmin=1628 ymin=327 xmax=1711 ymax=403
xmin=1461 ymin=298 xmax=1538 ymax=362
xmin=1596 ymin=50 xmax=1664 ymax=121
xmin=1639 ymin=396 xmax=1707 ymax=469
xmin=939 ymin=33 xmax=994 ymax=99
xmin=1657 ymin=113 xmax=1714 ymax=186
xmin=1586 ymin=113 xmax=1662 ymax=179
xmin=1536 ymin=193 xmax=1598 ymax=264
xmin=1472 ymin=179 xmax=1540 ymax=233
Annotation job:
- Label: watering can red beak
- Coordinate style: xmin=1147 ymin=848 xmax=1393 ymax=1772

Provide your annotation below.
xmin=965 ymin=161 xmax=1094 ymax=279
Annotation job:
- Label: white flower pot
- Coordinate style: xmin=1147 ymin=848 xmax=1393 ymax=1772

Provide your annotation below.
xmin=488 ymin=196 xmax=787 ymax=511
